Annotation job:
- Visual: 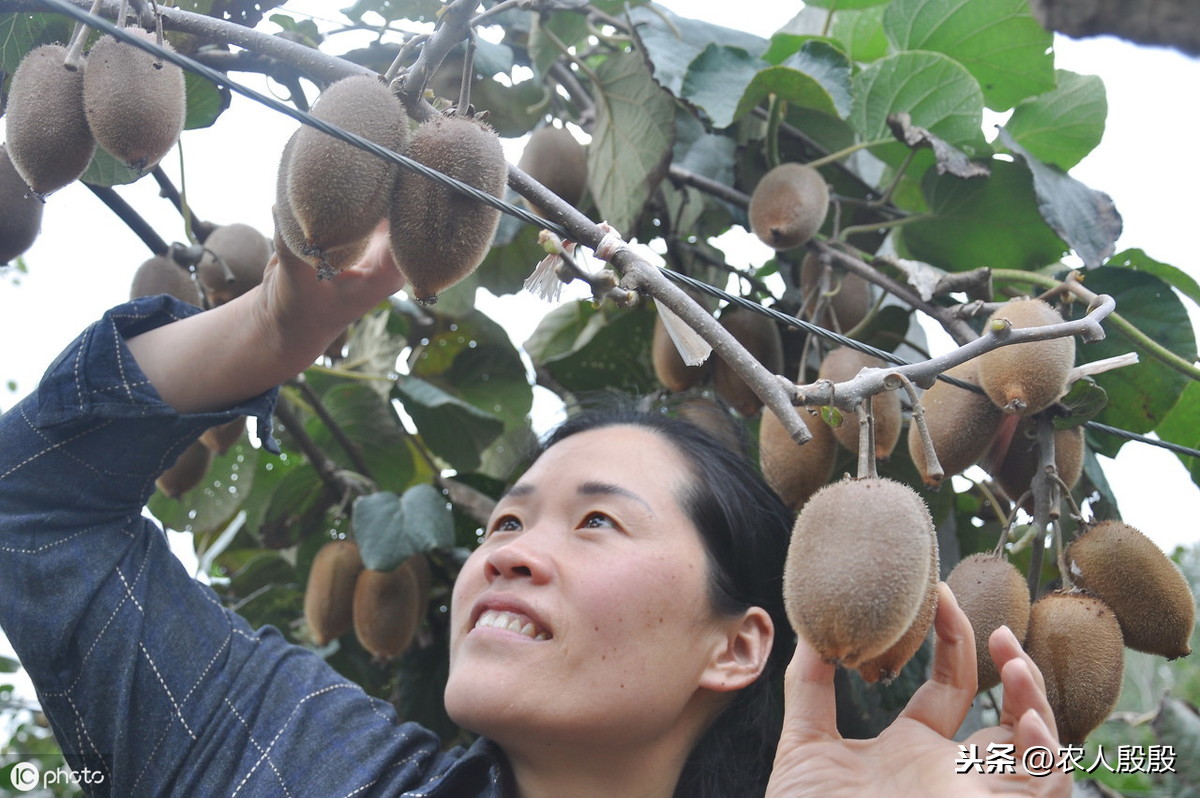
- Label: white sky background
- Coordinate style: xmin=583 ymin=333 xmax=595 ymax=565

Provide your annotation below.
xmin=0 ymin=0 xmax=1197 ymax=563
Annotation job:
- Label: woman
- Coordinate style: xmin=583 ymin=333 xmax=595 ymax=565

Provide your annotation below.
xmin=0 ymin=230 xmax=1069 ymax=796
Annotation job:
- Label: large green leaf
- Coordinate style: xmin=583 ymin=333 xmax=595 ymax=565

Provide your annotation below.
xmin=898 ymin=159 xmax=1068 ymax=271
xmin=1107 ymin=248 xmax=1200 ymax=309
xmin=731 ymin=41 xmax=853 ymax=123
xmin=1077 ymin=267 xmax=1197 ymax=457
xmin=828 ymin=6 xmax=889 ymax=63
xmin=1004 ymin=70 xmax=1107 ymax=171
xmin=477 ymin=222 xmax=544 ymax=297
xmin=849 ymin=51 xmax=987 ymax=165
xmin=392 ymin=375 xmax=504 ymax=472
xmin=681 ymin=44 xmax=765 ymax=128
xmin=183 ymin=71 xmax=229 ymax=130
xmin=587 ymin=50 xmax=675 ymax=235
xmin=0 ymin=13 xmax=74 ymax=78
xmin=997 ymin=127 xmax=1121 ymax=269
xmin=306 ymin=381 xmax=415 ymax=492
xmin=80 ymin=147 xmax=142 ymax=187
xmin=804 ymin=0 xmax=890 ymax=9
xmin=628 ymin=4 xmax=767 ymax=98
xmin=351 ymin=484 xmax=454 ymax=572
xmin=1156 ymin=381 xmax=1200 ymax=489
xmin=539 ymin=304 xmax=657 ymax=395
xmin=147 ymin=437 xmax=260 ymax=534
xmin=883 ymin=0 xmax=1054 ymax=111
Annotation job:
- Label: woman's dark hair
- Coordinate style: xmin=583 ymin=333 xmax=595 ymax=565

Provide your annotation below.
xmin=539 ymin=399 xmax=794 ymax=798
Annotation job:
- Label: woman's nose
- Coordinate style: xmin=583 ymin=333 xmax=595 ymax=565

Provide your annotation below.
xmin=483 ymin=532 xmax=554 ymax=585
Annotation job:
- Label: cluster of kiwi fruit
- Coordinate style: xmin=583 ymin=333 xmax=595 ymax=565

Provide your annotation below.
xmin=946 ymin=519 xmax=1194 ymax=743
xmin=273 ymin=74 xmax=508 ymax=302
xmin=138 ymin=223 xmax=271 ymax=498
xmin=303 ymin=538 xmax=432 ymax=660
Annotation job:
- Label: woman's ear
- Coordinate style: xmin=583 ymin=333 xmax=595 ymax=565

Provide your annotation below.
xmin=700 ymin=607 xmax=774 ymax=692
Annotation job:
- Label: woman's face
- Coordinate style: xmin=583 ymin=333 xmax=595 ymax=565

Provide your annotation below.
xmin=444 ymin=424 xmax=735 ymax=750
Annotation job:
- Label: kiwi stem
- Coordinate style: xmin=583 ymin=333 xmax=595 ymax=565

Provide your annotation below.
xmin=384 ymin=33 xmax=429 ymax=85
xmin=64 ymin=0 xmax=105 ymax=68
xmin=898 ymin=373 xmax=944 ymax=484
xmin=765 ymin=95 xmax=784 ymax=170
xmin=456 ymin=32 xmax=476 ymax=114
xmin=854 ymin=400 xmax=877 ymax=479
xmin=805 ymin=138 xmax=892 ymax=171
xmin=836 ymin=212 xmax=929 ymax=242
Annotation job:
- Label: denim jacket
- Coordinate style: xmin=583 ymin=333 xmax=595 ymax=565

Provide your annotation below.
xmin=0 ymin=297 xmax=507 ymax=797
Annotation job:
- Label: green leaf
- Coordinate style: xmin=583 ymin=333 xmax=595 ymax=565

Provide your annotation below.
xmin=1156 ymin=380 xmax=1200 ymax=489
xmin=80 ymin=147 xmax=143 ymax=187
xmin=1055 ymin=378 xmax=1107 ymax=428
xmin=587 ymin=50 xmax=675 ymax=235
xmin=996 ymin=127 xmax=1120 ymax=269
xmin=828 ymin=6 xmax=889 ymax=63
xmin=849 ymin=51 xmax=987 ymax=165
xmin=148 ymin=438 xmax=259 ymax=535
xmin=1106 ymin=248 xmax=1200 ymax=309
xmin=682 ymin=45 xmax=765 ymax=128
xmin=0 ymin=655 xmax=19 ymax=673
xmin=306 ymin=381 xmax=415 ymax=493
xmin=731 ymin=42 xmax=852 ymax=124
xmin=1078 ymin=267 xmax=1197 ymax=456
xmin=352 ymin=484 xmax=454 ymax=572
xmin=524 ymin=300 xmax=605 ymax=365
xmin=183 ymin=71 xmax=230 ymax=130
xmin=0 ymin=13 xmax=74 ymax=77
xmin=898 ymin=159 xmax=1068 ymax=271
xmin=392 ymin=376 xmax=504 ymax=472
xmin=256 ymin=462 xmax=330 ymax=549
xmin=628 ymin=4 xmax=768 ymax=99
xmin=1004 ymin=70 xmax=1106 ymax=171
xmin=804 ymin=0 xmax=890 ymax=9
xmin=477 ymin=222 xmax=543 ymax=296
xmin=883 ymin=0 xmax=1054 ymax=111
xmin=541 ymin=305 xmax=657 ymax=395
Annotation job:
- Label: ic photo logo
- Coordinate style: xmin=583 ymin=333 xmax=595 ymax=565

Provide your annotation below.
xmin=4 ymin=761 xmax=39 ymax=792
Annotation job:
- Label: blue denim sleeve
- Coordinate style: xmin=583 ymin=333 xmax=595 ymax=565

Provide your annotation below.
xmin=0 ymin=297 xmax=505 ymax=797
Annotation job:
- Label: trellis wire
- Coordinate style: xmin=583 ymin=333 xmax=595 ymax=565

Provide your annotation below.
xmin=35 ymin=0 xmax=1200 ymax=462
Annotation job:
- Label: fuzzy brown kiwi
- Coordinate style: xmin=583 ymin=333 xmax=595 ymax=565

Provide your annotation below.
xmin=199 ymin=417 xmax=245 ymax=455
xmin=987 ymin=417 xmax=1084 ymax=510
xmin=1025 ymin=590 xmax=1124 ymax=744
xmin=517 ymin=126 xmax=587 ymax=219
xmin=759 ymin=406 xmax=836 ymax=511
xmin=129 ymin=254 xmax=203 ymax=305
xmin=83 ymin=29 xmax=185 ymax=172
xmin=304 ymin=539 xmax=365 ymax=646
xmin=817 ymin=347 xmax=902 ymax=459
xmin=783 ymin=477 xmax=935 ymax=667
xmin=976 ymin=298 xmax=1075 ymax=416
xmin=196 ymin=223 xmax=272 ymax=306
xmin=711 ymin=306 xmax=784 ymax=417
xmin=388 ymin=113 xmax=507 ymax=303
xmin=353 ymin=559 xmax=424 ymax=660
xmin=799 ymin=253 xmax=871 ymax=333
xmin=286 ymin=75 xmax=408 ymax=274
xmin=857 ymin=537 xmax=939 ymax=684
xmin=1067 ymin=520 xmax=1195 ymax=659
xmin=945 ymin=553 xmax=1031 ymax=691
xmin=5 ymin=44 xmax=97 ymax=196
xmin=748 ymin=163 xmax=829 ymax=251
xmin=908 ymin=360 xmax=1004 ymax=487
xmin=0 ymin=145 xmax=44 ymax=263
xmin=155 ymin=439 xmax=213 ymax=499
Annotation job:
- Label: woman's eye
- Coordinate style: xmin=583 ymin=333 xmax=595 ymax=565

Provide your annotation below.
xmin=580 ymin=512 xmax=616 ymax=529
xmin=489 ymin=515 xmax=522 ymax=535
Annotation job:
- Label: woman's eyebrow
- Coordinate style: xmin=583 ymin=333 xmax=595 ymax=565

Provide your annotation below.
xmin=577 ymin=480 xmax=654 ymax=515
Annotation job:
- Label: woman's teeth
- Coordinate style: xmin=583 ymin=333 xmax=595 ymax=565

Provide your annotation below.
xmin=475 ymin=608 xmax=550 ymax=640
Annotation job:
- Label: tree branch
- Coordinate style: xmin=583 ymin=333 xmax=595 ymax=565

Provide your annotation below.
xmin=83 ymin=183 xmax=168 ymax=255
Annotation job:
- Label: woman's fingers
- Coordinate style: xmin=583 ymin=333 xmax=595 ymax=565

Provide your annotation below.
xmin=993 ymin=629 xmax=1059 ymax=743
xmin=778 ymin=634 xmax=841 ymax=744
xmin=897 ymin=583 xmax=978 ymax=738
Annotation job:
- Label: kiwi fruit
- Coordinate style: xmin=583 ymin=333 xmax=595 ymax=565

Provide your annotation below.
xmin=1067 ymin=520 xmax=1195 ymax=659
xmin=908 ymin=360 xmax=1004 ymax=487
xmin=196 ymin=223 xmax=272 ymax=306
xmin=816 ymin=347 xmax=902 ymax=459
xmin=783 ymin=477 xmax=935 ymax=667
xmin=748 ymin=163 xmax=829 ymax=251
xmin=285 ymin=75 xmax=408 ymax=274
xmin=129 ymin=254 xmax=203 ymax=305
xmin=4 ymin=44 xmax=97 ymax=196
xmin=83 ymin=29 xmax=186 ymax=172
xmin=711 ymin=306 xmax=784 ymax=417
xmin=652 ymin=312 xmax=711 ymax=392
xmin=516 ymin=125 xmax=587 ymax=219
xmin=1025 ymin=590 xmax=1124 ymax=744
xmin=857 ymin=538 xmax=939 ymax=684
xmin=199 ymin=417 xmax=245 ymax=455
xmin=988 ymin=417 xmax=1084 ymax=509
xmin=759 ymin=406 xmax=836 ymax=511
xmin=353 ymin=559 xmax=425 ymax=660
xmin=388 ymin=113 xmax=507 ymax=302
xmin=304 ymin=538 xmax=365 ymax=646
xmin=976 ymin=298 xmax=1075 ymax=416
xmin=945 ymin=553 xmax=1031 ymax=691
xmin=0 ymin=145 xmax=44 ymax=263
xmin=799 ymin=253 xmax=871 ymax=333
xmin=155 ymin=438 xmax=213 ymax=499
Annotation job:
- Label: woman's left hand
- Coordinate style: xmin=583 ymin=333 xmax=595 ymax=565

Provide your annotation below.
xmin=764 ymin=583 xmax=1072 ymax=797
